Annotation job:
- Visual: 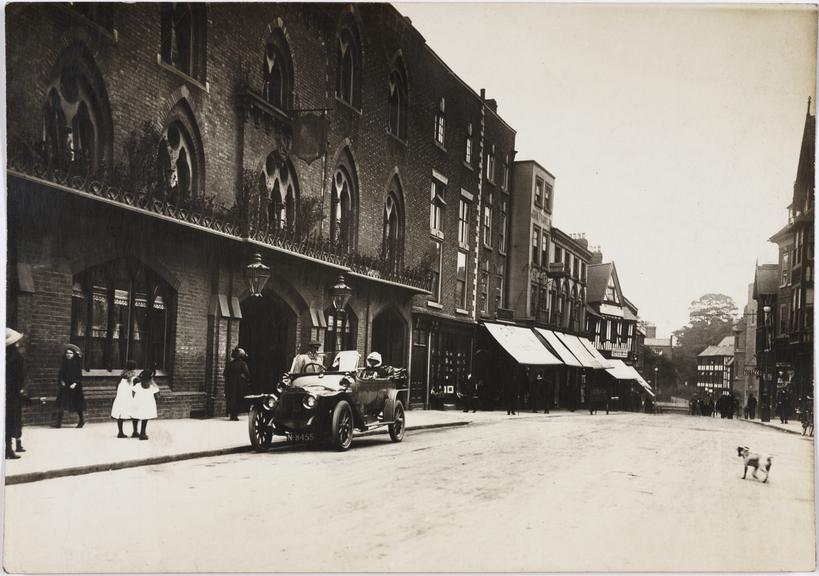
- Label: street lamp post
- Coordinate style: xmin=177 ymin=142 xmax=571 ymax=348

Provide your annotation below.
xmin=330 ymin=274 xmax=352 ymax=353
xmin=245 ymin=253 xmax=271 ymax=297
xmin=654 ymin=366 xmax=659 ymax=397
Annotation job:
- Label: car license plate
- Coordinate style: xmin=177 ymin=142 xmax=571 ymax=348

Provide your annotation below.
xmin=287 ymin=432 xmax=314 ymax=442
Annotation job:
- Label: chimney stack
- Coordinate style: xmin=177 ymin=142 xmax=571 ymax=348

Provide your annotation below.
xmin=589 ymin=245 xmax=603 ymax=265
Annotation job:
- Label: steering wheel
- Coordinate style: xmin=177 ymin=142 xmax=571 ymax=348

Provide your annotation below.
xmin=302 ymin=362 xmax=326 ymax=374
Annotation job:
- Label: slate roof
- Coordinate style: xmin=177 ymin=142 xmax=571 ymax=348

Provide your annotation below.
xmin=698 ymin=336 xmax=735 ymax=357
xmin=753 ymin=264 xmax=779 ymax=297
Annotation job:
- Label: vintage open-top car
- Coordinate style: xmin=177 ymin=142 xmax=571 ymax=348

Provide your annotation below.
xmin=244 ymin=351 xmax=407 ymax=451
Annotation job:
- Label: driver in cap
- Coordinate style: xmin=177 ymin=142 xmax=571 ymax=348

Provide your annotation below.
xmin=290 ymin=340 xmax=322 ymax=374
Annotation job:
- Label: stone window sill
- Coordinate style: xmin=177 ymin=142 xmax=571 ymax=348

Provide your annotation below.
xmin=156 ymin=55 xmax=209 ymax=93
xmin=427 ymin=301 xmax=444 ymax=310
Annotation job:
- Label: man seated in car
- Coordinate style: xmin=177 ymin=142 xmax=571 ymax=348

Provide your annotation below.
xmin=360 ymin=352 xmax=393 ymax=379
xmin=290 ymin=340 xmax=322 ymax=373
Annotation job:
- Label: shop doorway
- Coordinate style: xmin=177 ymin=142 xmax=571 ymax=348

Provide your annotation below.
xmin=239 ymin=293 xmax=295 ymax=394
xmin=371 ymin=307 xmax=406 ymax=368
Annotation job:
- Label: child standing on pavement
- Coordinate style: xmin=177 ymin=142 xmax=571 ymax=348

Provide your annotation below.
xmin=111 ymin=360 xmax=138 ymax=438
xmin=131 ymin=368 xmax=159 ymax=440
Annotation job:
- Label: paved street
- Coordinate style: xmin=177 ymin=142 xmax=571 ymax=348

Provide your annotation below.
xmin=4 ymin=413 xmax=815 ymax=572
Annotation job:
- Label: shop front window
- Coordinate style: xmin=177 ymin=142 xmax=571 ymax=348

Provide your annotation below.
xmin=70 ymin=258 xmax=174 ymax=371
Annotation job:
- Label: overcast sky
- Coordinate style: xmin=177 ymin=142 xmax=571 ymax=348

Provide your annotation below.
xmin=396 ymin=2 xmax=817 ymax=337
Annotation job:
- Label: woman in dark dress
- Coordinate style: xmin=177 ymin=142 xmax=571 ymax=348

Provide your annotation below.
xmin=54 ymin=345 xmax=85 ymax=428
xmin=223 ymin=347 xmax=250 ymax=421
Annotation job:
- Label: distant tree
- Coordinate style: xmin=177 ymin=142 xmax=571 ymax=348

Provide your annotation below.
xmin=672 ymin=293 xmax=739 ymax=394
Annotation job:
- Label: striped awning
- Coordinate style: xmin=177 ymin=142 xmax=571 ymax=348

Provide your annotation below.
xmin=554 ymin=332 xmax=603 ymax=369
xmin=534 ymin=328 xmax=583 ymax=367
xmin=578 ymin=337 xmax=613 ymax=369
xmin=484 ymin=322 xmax=562 ymax=366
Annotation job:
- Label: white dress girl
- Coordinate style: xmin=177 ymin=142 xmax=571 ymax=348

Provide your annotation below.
xmin=111 ymin=372 xmax=136 ymax=420
xmin=131 ymin=379 xmax=159 ymax=421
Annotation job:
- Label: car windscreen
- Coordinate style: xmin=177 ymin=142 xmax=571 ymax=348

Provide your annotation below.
xmin=331 ymin=350 xmax=360 ymax=372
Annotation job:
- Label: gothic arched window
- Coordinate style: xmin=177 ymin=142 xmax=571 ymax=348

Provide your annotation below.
xmin=260 ymin=151 xmax=297 ymax=233
xmin=263 ymin=28 xmax=293 ymax=111
xmin=332 ymin=166 xmax=353 ymax=250
xmin=383 ymin=185 xmax=404 ymax=272
xmin=42 ymin=69 xmax=101 ymax=172
xmin=388 ymin=61 xmax=407 ymax=140
xmin=336 ymin=27 xmax=360 ymax=108
xmin=159 ymin=121 xmax=195 ymax=205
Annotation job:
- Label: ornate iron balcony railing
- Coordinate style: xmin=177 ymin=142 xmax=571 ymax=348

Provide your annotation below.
xmin=7 ymin=139 xmax=432 ymax=293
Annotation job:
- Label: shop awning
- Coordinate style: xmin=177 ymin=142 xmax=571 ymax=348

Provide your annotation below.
xmin=606 ymin=359 xmax=655 ymax=397
xmin=578 ymin=337 xmax=613 ymax=369
xmin=534 ymin=328 xmax=583 ymax=367
xmin=483 ymin=322 xmax=562 ymax=366
xmin=605 ymin=359 xmax=635 ymax=380
xmin=554 ymin=332 xmax=604 ymax=369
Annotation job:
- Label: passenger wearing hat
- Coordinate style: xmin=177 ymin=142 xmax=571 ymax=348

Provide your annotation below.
xmin=361 ymin=351 xmax=392 ymax=379
xmin=6 ymin=328 xmax=26 ymax=459
xmin=223 ymin=347 xmax=250 ymax=421
xmin=54 ymin=343 xmax=86 ymax=428
xmin=290 ymin=340 xmax=323 ymax=374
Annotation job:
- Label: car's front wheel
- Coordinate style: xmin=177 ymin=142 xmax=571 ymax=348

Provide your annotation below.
xmin=248 ymin=404 xmax=273 ymax=451
xmin=388 ymin=400 xmax=405 ymax=442
xmin=331 ymin=400 xmax=354 ymax=451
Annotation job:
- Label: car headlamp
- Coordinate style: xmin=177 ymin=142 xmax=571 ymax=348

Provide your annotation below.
xmin=263 ymin=396 xmax=277 ymax=410
xmin=302 ymin=395 xmax=317 ymax=410
xmin=276 ymin=381 xmax=286 ymax=394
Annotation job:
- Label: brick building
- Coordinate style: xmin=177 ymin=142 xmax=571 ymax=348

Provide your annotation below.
xmin=5 ymin=3 xmax=515 ymax=420
xmin=755 ymin=103 xmax=814 ymax=415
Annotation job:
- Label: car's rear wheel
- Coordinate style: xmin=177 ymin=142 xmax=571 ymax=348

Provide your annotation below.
xmin=248 ymin=405 xmax=273 ymax=451
xmin=331 ymin=400 xmax=354 ymax=451
xmin=388 ymin=400 xmax=405 ymax=442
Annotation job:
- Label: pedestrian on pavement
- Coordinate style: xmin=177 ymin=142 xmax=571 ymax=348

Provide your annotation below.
xmin=533 ymin=371 xmax=544 ymax=413
xmin=747 ymin=393 xmax=758 ymax=420
xmin=224 ymin=347 xmax=251 ymax=421
xmin=54 ymin=344 xmax=85 ymax=428
xmin=460 ymin=373 xmax=476 ymax=413
xmin=6 ymin=328 xmax=26 ymax=459
xmin=290 ymin=340 xmax=322 ymax=374
xmin=132 ymin=368 xmax=159 ymax=440
xmin=507 ymin=365 xmax=524 ymax=415
xmin=112 ymin=360 xmax=138 ymax=437
xmin=776 ymin=387 xmax=787 ymax=424
xmin=782 ymin=387 xmax=793 ymax=424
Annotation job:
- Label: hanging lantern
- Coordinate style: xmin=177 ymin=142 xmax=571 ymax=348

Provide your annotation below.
xmin=330 ymin=274 xmax=352 ymax=311
xmin=245 ymin=253 xmax=271 ymax=297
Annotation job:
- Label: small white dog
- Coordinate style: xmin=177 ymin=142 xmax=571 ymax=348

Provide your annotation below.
xmin=737 ymin=446 xmax=773 ymax=483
